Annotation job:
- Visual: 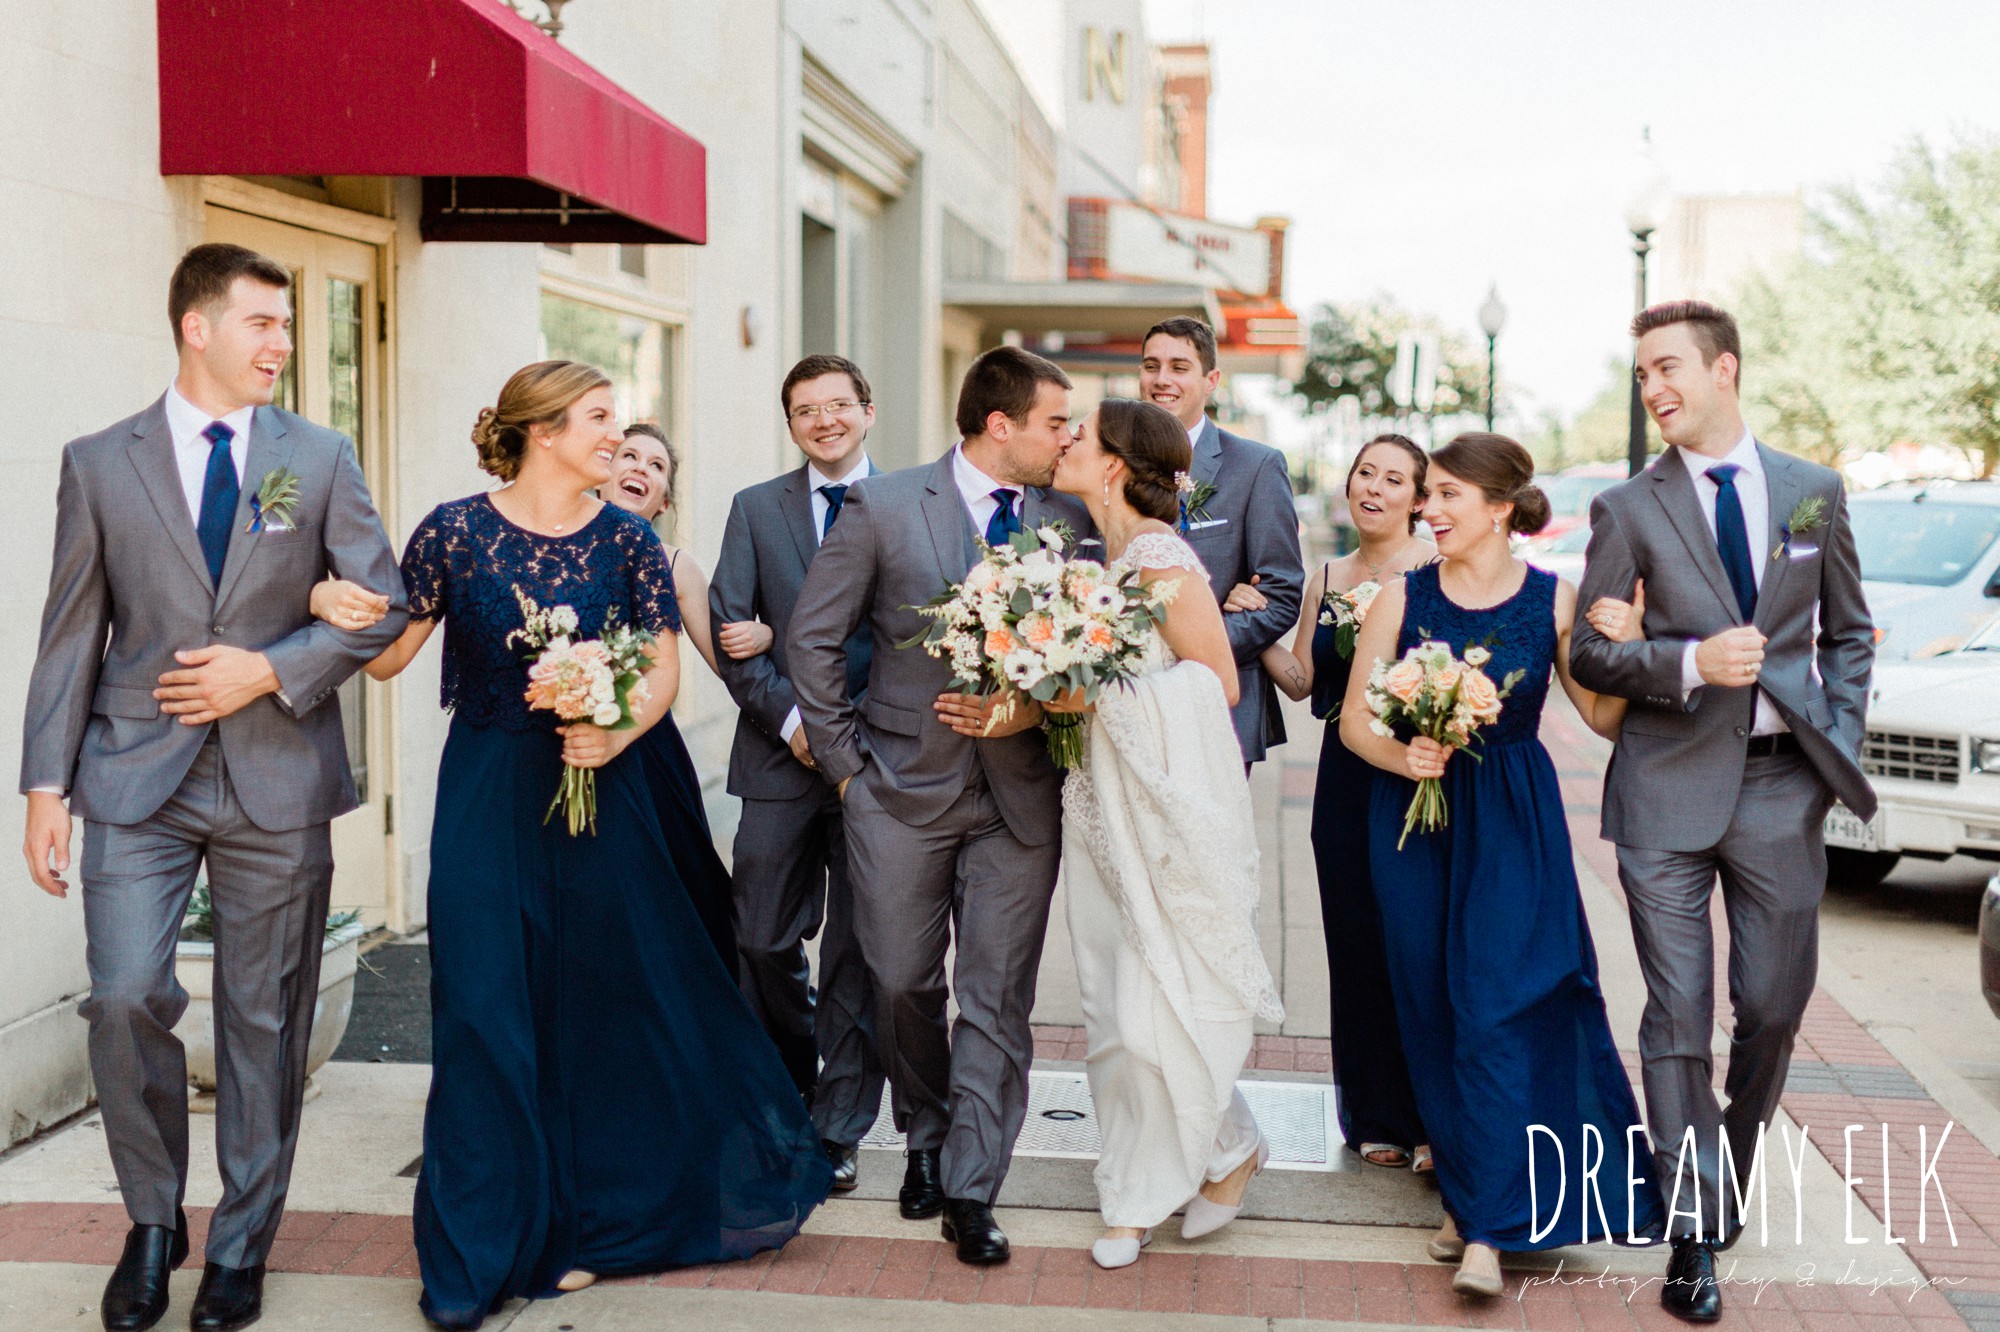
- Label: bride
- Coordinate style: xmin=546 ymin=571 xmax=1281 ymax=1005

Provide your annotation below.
xmin=1046 ymin=398 xmax=1285 ymax=1271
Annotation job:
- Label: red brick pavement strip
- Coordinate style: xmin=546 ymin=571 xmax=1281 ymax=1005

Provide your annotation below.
xmin=1539 ymin=703 xmax=2000 ymax=1304
xmin=0 ymin=1201 xmax=1973 ymax=1328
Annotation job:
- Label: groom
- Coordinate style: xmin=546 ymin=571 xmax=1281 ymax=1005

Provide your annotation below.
xmin=1571 ymin=301 xmax=1874 ymax=1324
xmin=790 ymin=345 xmax=1091 ymax=1266
xmin=20 ymin=243 xmax=406 ymax=1331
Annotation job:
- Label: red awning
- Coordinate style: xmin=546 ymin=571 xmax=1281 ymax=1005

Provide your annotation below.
xmin=157 ymin=0 xmax=706 ymax=245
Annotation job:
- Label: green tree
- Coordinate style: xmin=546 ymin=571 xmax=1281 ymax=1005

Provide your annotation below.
xmin=1741 ymin=135 xmax=2000 ymax=475
xmin=1289 ymin=296 xmax=1488 ymax=420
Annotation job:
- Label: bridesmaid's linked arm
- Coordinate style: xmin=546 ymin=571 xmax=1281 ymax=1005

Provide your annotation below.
xmin=362 ymin=619 xmax=436 ymax=681
xmin=1552 ymin=578 xmax=1631 ymax=743
xmin=1262 ymin=561 xmax=1326 ymax=703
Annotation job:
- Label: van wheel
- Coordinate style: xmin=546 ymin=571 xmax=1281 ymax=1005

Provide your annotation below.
xmin=1826 ymin=848 xmax=1900 ymax=891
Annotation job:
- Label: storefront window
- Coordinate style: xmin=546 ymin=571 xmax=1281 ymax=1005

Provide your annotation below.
xmin=538 ymin=292 xmax=674 ymax=427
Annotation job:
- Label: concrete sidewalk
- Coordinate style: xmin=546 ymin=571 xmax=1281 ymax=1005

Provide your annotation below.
xmin=0 ymin=694 xmax=1991 ymax=1329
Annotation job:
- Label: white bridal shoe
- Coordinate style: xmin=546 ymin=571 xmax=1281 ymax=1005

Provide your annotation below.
xmin=1180 ymin=1136 xmax=1269 ymax=1240
xmin=1090 ymin=1229 xmax=1152 ymax=1270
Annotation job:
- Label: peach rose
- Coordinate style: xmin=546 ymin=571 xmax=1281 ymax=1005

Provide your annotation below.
xmin=1433 ymin=664 xmax=1461 ymax=695
xmin=1020 ymin=613 xmax=1057 ymax=647
xmin=984 ymin=628 xmax=1019 ymax=658
xmin=1458 ymin=668 xmax=1502 ymax=719
xmin=1382 ymin=657 xmax=1425 ymax=706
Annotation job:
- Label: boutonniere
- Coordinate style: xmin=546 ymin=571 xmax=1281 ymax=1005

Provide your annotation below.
xmin=1175 ymin=471 xmax=1218 ymax=532
xmin=1771 ymin=495 xmax=1827 ymax=562
xmin=246 ymin=467 xmax=302 ymax=533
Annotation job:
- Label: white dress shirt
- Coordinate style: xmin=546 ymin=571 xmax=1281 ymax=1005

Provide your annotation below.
xmin=952 ymin=443 xmax=1023 ymax=536
xmin=164 ymin=383 xmax=253 ymax=526
xmin=1676 ymin=429 xmax=1786 ymax=735
xmin=780 ymin=452 xmax=872 ymax=744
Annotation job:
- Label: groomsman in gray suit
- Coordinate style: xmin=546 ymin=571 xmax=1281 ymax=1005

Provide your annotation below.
xmin=709 ymin=353 xmax=886 ymax=1192
xmin=1572 ymin=301 xmax=1874 ymax=1325
xmin=1138 ymin=317 xmax=1303 ymax=764
xmin=20 ymin=244 xmax=406 ymax=1332
xmin=790 ymin=346 xmax=1091 ymax=1267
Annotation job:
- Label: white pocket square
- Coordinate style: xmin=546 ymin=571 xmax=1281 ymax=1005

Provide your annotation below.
xmin=1187 ymin=517 xmax=1230 ymax=531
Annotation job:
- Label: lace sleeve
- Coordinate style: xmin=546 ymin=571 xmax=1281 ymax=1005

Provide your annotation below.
xmin=399 ymin=506 xmax=448 ymax=622
xmin=623 ymin=518 xmax=684 ymax=637
xmin=1122 ymin=531 xmax=1207 ymax=577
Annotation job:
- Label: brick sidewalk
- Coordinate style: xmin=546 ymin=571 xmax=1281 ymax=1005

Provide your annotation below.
xmin=0 ymin=1200 xmax=1971 ymax=1329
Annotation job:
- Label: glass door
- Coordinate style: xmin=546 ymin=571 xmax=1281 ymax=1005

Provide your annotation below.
xmin=202 ymin=206 xmax=394 ymax=925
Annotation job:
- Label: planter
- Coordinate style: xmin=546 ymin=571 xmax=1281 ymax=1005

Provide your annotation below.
xmin=171 ymin=919 xmax=369 ymax=1113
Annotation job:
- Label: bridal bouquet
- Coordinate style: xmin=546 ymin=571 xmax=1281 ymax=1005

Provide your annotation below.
xmin=902 ymin=524 xmax=1177 ymax=767
xmin=1365 ymin=640 xmax=1524 ymax=849
xmin=1318 ymin=580 xmax=1382 ymax=661
xmin=508 ymin=586 xmax=655 ymax=836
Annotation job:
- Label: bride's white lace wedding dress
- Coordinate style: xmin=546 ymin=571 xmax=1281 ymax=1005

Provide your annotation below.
xmin=1062 ymin=530 xmax=1285 ymax=1228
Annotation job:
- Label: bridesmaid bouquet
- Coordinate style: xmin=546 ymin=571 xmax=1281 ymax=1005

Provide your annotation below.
xmin=1364 ymin=641 xmax=1525 ymax=849
xmin=901 ymin=524 xmax=1176 ymax=767
xmin=1317 ymin=580 xmax=1382 ymax=660
xmin=507 ymin=587 xmax=655 ymax=836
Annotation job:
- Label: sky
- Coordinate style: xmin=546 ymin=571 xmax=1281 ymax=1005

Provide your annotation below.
xmin=1140 ymin=0 xmax=2000 ymax=425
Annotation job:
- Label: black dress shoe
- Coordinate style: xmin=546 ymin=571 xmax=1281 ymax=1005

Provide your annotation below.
xmin=189 ymin=1262 xmax=265 ymax=1332
xmin=823 ymin=1140 xmax=859 ymax=1193
xmin=100 ymin=1208 xmax=188 ymax=1332
xmin=940 ymin=1198 xmax=1009 ymax=1265
xmin=1661 ymin=1238 xmax=1722 ymax=1323
xmin=898 ymin=1148 xmax=944 ymax=1220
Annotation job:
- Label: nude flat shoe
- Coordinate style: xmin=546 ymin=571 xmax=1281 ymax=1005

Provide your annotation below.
xmin=1180 ymin=1137 xmax=1269 ymax=1240
xmin=1427 ymin=1217 xmax=1465 ymax=1263
xmin=1090 ymin=1229 xmax=1152 ymax=1270
xmin=1451 ymin=1244 xmax=1503 ymax=1298
xmin=556 ymin=1270 xmax=597 ymax=1292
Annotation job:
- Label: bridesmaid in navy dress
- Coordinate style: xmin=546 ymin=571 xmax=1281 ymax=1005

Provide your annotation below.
xmin=1339 ymin=434 xmax=1662 ymax=1298
xmin=601 ymin=422 xmax=773 ymax=971
xmin=353 ymin=363 xmax=829 ymax=1329
xmin=1248 ymin=435 xmax=1433 ymax=1172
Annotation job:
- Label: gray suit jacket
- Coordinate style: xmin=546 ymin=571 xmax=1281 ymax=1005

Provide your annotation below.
xmin=1185 ymin=418 xmax=1304 ymax=762
xmin=20 ymin=397 xmax=408 ymax=831
xmin=789 ymin=453 xmax=1095 ymax=846
xmin=1570 ymin=442 xmax=1875 ymax=851
xmin=709 ymin=461 xmax=875 ymax=801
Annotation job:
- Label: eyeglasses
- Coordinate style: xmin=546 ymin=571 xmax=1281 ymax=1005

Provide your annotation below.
xmin=788 ymin=399 xmax=868 ymax=423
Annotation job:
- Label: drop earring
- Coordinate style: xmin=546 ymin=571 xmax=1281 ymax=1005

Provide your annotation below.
xmin=1492 ymin=517 xmax=1502 ymax=533
xmin=1102 ymin=471 xmax=1112 ymax=502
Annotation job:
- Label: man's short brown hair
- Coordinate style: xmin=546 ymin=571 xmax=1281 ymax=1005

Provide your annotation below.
xmin=955 ymin=346 xmax=1072 ymax=438
xmin=781 ymin=354 xmax=872 ymax=414
xmin=169 ymin=243 xmax=292 ymax=349
xmin=1631 ymin=300 xmax=1742 ymax=389
xmin=1142 ymin=316 xmax=1218 ymax=375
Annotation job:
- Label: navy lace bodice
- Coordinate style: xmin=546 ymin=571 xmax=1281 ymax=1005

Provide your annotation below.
xmin=1395 ymin=562 xmax=1556 ymax=748
xmin=401 ymin=494 xmax=682 ymax=730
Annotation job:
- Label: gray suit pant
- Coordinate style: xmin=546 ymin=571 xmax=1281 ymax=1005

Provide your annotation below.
xmin=78 ymin=735 xmax=334 ymax=1269
xmin=844 ymin=766 xmax=1060 ymax=1203
xmin=733 ymin=788 xmax=885 ymax=1147
xmin=1615 ymin=751 xmax=1832 ymax=1242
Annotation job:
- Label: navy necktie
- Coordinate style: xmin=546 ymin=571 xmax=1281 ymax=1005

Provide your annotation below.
xmin=196 ymin=421 xmax=239 ymax=585
xmin=1709 ymin=463 xmax=1758 ymax=622
xmin=984 ymin=488 xmax=1022 ymax=546
xmin=818 ymin=483 xmax=848 ymax=539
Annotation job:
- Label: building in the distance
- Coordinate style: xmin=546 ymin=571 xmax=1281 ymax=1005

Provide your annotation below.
xmin=1656 ymin=191 xmax=1806 ymax=304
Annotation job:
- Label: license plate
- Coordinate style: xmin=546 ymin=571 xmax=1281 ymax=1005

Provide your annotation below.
xmin=1823 ymin=804 xmax=1883 ymax=852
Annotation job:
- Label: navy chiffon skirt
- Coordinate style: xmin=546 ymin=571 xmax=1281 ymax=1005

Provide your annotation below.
xmin=415 ymin=719 xmax=829 ymax=1328
xmin=1368 ymin=736 xmax=1663 ymax=1251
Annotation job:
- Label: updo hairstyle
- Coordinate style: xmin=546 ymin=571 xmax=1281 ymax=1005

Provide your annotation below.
xmin=1426 ymin=432 xmax=1551 ymax=535
xmin=1094 ymin=398 xmax=1194 ymax=525
xmin=620 ymin=421 xmax=680 ymax=514
xmin=472 ymin=360 xmax=612 ymax=481
xmin=1345 ymin=432 xmax=1430 ymax=534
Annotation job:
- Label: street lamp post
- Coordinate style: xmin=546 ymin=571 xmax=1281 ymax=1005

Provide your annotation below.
xmin=1477 ymin=284 xmax=1507 ymax=432
xmin=1624 ymin=134 xmax=1669 ymax=478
